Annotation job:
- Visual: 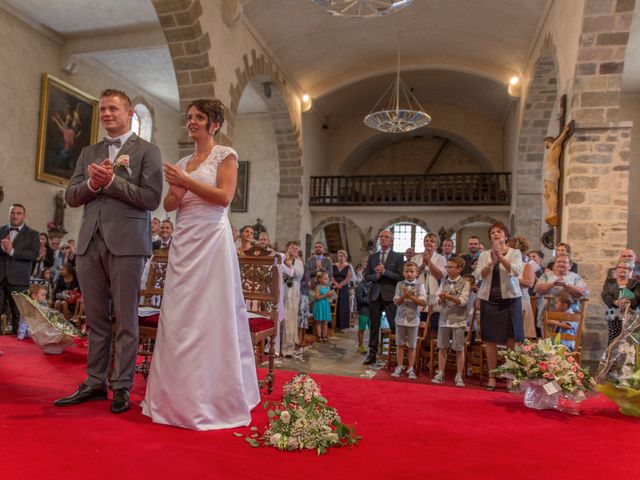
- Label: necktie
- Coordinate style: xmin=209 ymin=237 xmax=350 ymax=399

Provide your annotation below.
xmin=381 ymin=251 xmax=387 ymax=264
xmin=103 ymin=138 xmax=122 ymax=148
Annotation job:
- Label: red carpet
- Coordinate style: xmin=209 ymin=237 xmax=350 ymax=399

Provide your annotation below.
xmin=1 ymin=336 xmax=638 ymax=480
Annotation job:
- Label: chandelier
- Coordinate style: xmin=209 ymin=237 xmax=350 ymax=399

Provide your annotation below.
xmin=311 ymin=0 xmax=414 ymax=17
xmin=364 ymin=54 xmax=431 ymax=133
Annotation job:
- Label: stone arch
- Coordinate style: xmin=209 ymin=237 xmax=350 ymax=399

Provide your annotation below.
xmin=151 ymin=0 xmax=218 ymax=156
xmin=445 ymin=214 xmax=503 ymax=238
xmin=513 ymin=36 xmax=559 ymax=247
xmin=227 ymin=50 xmax=304 ymax=247
xmin=311 ymin=216 xmax=368 ymax=254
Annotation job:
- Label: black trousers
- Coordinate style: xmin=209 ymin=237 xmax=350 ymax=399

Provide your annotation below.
xmin=0 ymin=278 xmax=27 ymax=333
xmin=368 ymin=295 xmax=397 ymax=356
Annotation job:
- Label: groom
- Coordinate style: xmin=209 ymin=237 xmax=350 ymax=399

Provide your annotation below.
xmin=55 ymin=89 xmax=163 ymax=413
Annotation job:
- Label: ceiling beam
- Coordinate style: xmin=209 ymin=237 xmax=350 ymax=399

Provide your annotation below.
xmin=64 ymin=25 xmax=166 ymax=55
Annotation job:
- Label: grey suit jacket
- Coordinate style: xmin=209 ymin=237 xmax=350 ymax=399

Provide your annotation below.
xmin=0 ymin=224 xmax=39 ymax=285
xmin=66 ymin=134 xmax=163 ymax=257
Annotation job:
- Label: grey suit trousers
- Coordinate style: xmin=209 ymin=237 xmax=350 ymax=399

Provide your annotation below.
xmin=78 ymin=230 xmax=144 ymax=390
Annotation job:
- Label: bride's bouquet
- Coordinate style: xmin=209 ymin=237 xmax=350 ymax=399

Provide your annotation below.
xmin=241 ymin=374 xmax=360 ymax=455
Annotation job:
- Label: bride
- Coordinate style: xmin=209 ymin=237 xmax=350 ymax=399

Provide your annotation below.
xmin=141 ymin=99 xmax=259 ymax=430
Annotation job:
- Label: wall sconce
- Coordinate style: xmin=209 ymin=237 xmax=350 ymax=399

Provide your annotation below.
xmin=508 ymin=75 xmax=522 ymax=98
xmin=301 ymin=93 xmax=312 ymax=112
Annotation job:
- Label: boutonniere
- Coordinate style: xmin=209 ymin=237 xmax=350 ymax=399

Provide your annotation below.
xmin=114 ymin=155 xmax=131 ymax=175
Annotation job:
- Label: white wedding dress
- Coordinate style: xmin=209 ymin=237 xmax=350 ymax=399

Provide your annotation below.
xmin=142 ymin=145 xmax=259 ymax=431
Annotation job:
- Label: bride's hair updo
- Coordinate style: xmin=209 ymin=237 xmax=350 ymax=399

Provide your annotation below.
xmin=187 ymin=99 xmax=226 ymax=134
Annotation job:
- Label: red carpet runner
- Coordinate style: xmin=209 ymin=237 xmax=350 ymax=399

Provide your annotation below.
xmin=0 ymin=336 xmax=638 ymax=479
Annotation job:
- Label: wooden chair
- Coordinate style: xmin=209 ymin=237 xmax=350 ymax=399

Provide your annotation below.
xmin=238 ymin=246 xmax=280 ymax=394
xmin=464 ymin=307 xmax=485 ymax=380
xmin=135 ymin=249 xmax=168 ymax=378
xmin=542 ymin=298 xmax=587 ymax=363
xmin=387 ymin=306 xmax=432 ymax=376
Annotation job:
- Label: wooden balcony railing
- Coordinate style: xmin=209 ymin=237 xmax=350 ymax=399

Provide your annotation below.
xmin=309 ymin=172 xmax=511 ymax=206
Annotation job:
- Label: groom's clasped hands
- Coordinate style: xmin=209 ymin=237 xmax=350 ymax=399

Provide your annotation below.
xmin=87 ymin=159 xmax=113 ymax=190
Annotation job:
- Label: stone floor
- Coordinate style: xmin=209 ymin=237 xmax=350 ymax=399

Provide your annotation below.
xmin=268 ymin=328 xmax=386 ymax=379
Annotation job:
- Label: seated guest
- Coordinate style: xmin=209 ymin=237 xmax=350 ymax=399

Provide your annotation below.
xmin=606 ymin=248 xmax=640 ymax=281
xmin=391 ymin=261 xmax=427 ymax=380
xmin=546 ymin=292 xmax=579 ymax=351
xmin=601 ymin=260 xmax=640 ymax=345
xmin=535 ymin=252 xmax=588 ymax=331
xmin=547 ymin=242 xmax=578 ymax=273
xmin=236 ymin=225 xmax=254 ymax=254
xmin=32 ymin=232 xmax=54 ymax=277
xmin=152 ymin=220 xmax=173 ymax=250
xmin=258 ymin=231 xmax=276 ymax=255
xmin=53 ymin=262 xmax=80 ymax=320
xmin=432 ymin=257 xmax=470 ymax=387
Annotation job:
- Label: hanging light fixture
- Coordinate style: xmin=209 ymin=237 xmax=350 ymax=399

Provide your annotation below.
xmin=364 ymin=50 xmax=431 ymax=133
xmin=310 ymin=0 xmax=414 ymax=17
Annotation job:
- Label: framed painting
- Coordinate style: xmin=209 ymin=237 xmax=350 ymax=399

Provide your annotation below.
xmin=35 ymin=74 xmax=99 ymax=186
xmin=231 ymin=160 xmax=249 ymax=212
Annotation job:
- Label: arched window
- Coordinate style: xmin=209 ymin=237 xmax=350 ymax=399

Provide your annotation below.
xmin=131 ymin=103 xmax=152 ymax=141
xmin=382 ymin=222 xmax=428 ymax=253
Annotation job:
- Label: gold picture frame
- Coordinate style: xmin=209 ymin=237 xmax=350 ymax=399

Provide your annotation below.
xmin=35 ymin=74 xmax=99 ymax=186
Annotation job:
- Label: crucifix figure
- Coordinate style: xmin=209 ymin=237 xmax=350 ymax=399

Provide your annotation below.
xmin=542 ymin=117 xmax=574 ymax=227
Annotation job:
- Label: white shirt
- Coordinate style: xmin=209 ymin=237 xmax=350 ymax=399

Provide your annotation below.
xmin=475 ymin=248 xmax=523 ymax=300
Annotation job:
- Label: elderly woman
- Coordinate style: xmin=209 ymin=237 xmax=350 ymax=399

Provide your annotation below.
xmin=332 ymin=250 xmax=352 ymax=332
xmin=534 ymin=252 xmax=588 ymax=328
xmin=475 ymin=222 xmax=523 ymax=391
xmin=413 ymin=232 xmax=446 ymax=335
xmin=601 ymin=261 xmax=640 ymax=345
xmin=506 ymin=237 xmax=536 ymax=338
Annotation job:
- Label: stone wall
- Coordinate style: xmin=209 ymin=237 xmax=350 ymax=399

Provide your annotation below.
xmin=563 ymin=0 xmax=635 ymax=362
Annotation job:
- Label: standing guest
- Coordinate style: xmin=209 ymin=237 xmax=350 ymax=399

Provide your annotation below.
xmin=363 ymin=230 xmax=405 ymax=365
xmin=32 ymin=232 xmax=54 ymax=277
xmin=606 ymin=249 xmax=640 ymax=281
xmin=297 ymin=257 xmax=311 ymax=349
xmin=281 ymin=241 xmax=304 ymax=357
xmin=461 ymin=236 xmax=481 ymax=275
xmin=601 ymin=261 xmax=640 ymax=345
xmin=355 ymin=279 xmax=371 ymax=354
xmin=404 ymin=247 xmax=415 ymax=262
xmin=507 ymin=236 xmax=537 ymax=338
xmin=527 ymin=250 xmax=545 ymax=279
xmin=313 ymin=271 xmax=333 ymax=342
xmin=332 ymin=249 xmax=352 ymax=332
xmin=475 ymin=222 xmax=523 ymax=391
xmin=547 ymin=242 xmax=578 ymax=273
xmin=0 ymin=204 xmax=40 ymax=334
xmin=236 ymin=225 xmax=254 ymax=253
xmin=142 ymin=98 xmax=257 ymax=430
xmin=432 ymin=257 xmax=470 ymax=387
xmin=151 ymin=217 xmax=161 ymax=243
xmin=53 ymin=262 xmax=80 ymax=320
xmin=50 ymin=236 xmax=64 ymax=280
xmin=55 ymin=88 xmax=163 ymax=414
xmin=391 ymin=261 xmax=427 ymax=380
xmin=152 ymin=220 xmax=173 ymax=250
xmin=441 ymin=239 xmax=454 ymax=261
xmin=67 ymin=239 xmax=77 ymax=267
xmin=354 ymin=264 xmax=364 ymax=284
xmin=304 ymin=241 xmax=333 ymax=283
xmin=413 ymin=232 xmax=446 ymax=337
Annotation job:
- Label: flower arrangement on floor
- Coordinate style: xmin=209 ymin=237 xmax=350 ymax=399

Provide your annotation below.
xmin=596 ymin=309 xmax=640 ymax=417
xmin=242 ymin=373 xmax=360 ymax=455
xmin=493 ymin=337 xmax=596 ymax=413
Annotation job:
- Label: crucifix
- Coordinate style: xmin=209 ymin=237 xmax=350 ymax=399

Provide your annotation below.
xmin=542 ymin=95 xmax=574 ymax=228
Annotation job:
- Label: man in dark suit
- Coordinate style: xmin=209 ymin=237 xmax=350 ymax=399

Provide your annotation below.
xmin=303 ymin=241 xmax=334 ymax=285
xmin=55 ymin=89 xmax=163 ymax=414
xmin=461 ymin=235 xmax=481 ymax=275
xmin=0 ymin=203 xmax=40 ymax=333
xmin=151 ymin=219 xmax=173 ymax=250
xmin=363 ymin=229 xmax=405 ymax=365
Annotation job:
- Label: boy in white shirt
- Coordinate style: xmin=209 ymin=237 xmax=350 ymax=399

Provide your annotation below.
xmin=391 ymin=262 xmax=427 ymax=380
xmin=432 ymin=257 xmax=470 ymax=387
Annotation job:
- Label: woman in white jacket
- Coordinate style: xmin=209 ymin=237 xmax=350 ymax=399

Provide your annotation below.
xmin=475 ymin=222 xmax=523 ymax=391
xmin=281 ymin=241 xmax=304 ymax=357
